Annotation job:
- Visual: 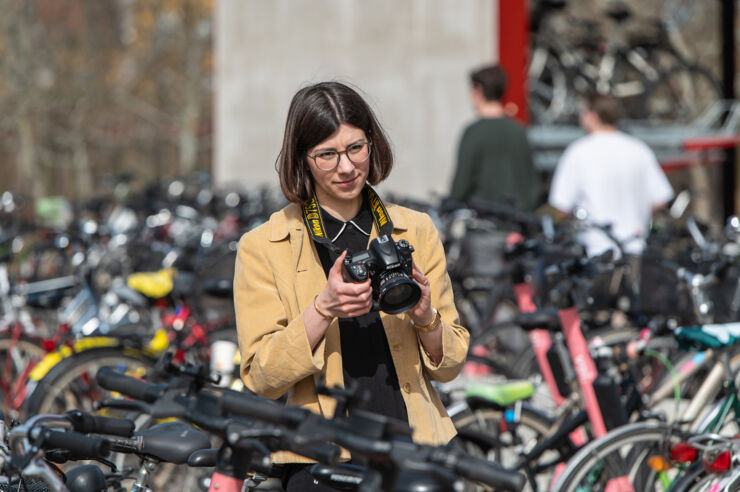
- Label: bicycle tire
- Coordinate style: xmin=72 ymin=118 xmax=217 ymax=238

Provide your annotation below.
xmin=553 ymin=421 xmax=682 ymax=492
xmin=452 ymin=401 xmax=569 ymax=491
xmin=0 ymin=331 xmax=46 ymax=416
xmin=22 ymin=346 xmax=157 ymax=416
xmin=528 ymin=39 xmax=570 ymax=125
xmin=642 ymin=64 xmax=722 ymax=123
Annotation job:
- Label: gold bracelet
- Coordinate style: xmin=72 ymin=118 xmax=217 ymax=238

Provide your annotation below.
xmin=313 ymin=295 xmax=334 ymax=321
xmin=413 ymin=308 xmax=441 ymax=333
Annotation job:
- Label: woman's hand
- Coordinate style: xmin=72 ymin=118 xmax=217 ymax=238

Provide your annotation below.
xmin=315 ymin=250 xmax=373 ymax=318
xmin=408 ymin=261 xmax=434 ymax=326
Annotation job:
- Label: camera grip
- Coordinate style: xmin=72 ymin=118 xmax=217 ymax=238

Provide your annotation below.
xmin=342 ymin=259 xmax=368 ymax=283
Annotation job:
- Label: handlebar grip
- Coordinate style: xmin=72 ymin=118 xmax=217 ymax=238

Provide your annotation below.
xmin=65 ymin=410 xmax=135 ymax=437
xmin=40 ymin=428 xmax=111 ymax=459
xmin=95 ymin=366 xmax=162 ymax=403
xmin=291 ymin=441 xmax=341 ymax=465
xmin=221 ymin=390 xmax=303 ymax=427
xmin=447 ymin=453 xmax=525 ymax=491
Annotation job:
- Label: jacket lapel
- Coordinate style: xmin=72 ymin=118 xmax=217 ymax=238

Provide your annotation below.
xmin=284 ymin=207 xmax=344 ymax=415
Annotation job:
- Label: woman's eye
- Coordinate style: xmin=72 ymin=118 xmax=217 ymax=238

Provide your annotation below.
xmin=316 ymin=151 xmax=337 ymax=160
xmin=347 ymin=143 xmax=364 ymax=153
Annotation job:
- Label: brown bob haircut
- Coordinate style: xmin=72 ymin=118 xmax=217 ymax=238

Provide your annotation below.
xmin=276 ymin=81 xmax=394 ymax=204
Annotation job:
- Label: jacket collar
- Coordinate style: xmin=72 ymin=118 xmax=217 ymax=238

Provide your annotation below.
xmin=267 ymin=201 xmax=408 ymax=242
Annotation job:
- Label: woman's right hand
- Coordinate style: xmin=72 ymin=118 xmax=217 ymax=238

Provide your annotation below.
xmin=316 ymin=250 xmax=373 ymax=318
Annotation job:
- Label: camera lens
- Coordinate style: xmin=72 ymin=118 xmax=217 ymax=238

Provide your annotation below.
xmin=385 ymin=283 xmax=413 ymax=305
xmin=377 ymin=271 xmax=421 ymax=314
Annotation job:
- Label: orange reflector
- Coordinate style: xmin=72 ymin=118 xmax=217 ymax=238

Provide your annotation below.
xmin=648 ymin=456 xmax=670 ymax=472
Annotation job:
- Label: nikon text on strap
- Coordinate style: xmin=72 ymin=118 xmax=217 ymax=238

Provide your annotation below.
xmin=302 ymin=186 xmax=394 ymax=256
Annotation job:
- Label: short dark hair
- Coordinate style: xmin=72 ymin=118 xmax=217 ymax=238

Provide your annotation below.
xmin=584 ymin=93 xmax=622 ymax=126
xmin=470 ymin=64 xmax=508 ymax=102
xmin=276 ymin=81 xmax=393 ymax=204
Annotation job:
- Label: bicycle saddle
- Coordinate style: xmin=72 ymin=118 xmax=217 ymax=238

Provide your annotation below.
xmin=465 ymin=381 xmax=535 ymax=408
xmin=675 ymin=323 xmax=740 ymax=350
xmin=135 ymin=421 xmax=211 ymax=464
xmin=513 ymin=308 xmax=561 ymax=331
xmin=127 ymin=268 xmax=175 ymax=299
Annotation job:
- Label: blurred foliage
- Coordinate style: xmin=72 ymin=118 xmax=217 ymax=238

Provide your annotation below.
xmin=0 ymin=0 xmax=213 ymax=202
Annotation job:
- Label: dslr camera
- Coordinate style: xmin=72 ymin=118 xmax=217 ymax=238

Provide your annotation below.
xmin=343 ymin=235 xmax=421 ymax=314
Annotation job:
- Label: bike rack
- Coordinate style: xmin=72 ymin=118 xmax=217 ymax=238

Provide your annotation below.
xmin=529 ymin=99 xmax=740 ymax=172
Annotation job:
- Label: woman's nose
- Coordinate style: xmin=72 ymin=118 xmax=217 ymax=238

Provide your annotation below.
xmin=336 ymin=153 xmax=354 ymax=173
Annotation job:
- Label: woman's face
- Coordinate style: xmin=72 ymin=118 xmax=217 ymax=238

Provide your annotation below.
xmin=306 ymin=123 xmax=370 ymax=210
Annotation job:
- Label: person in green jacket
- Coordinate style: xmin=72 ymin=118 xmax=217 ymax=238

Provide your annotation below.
xmin=449 ymin=64 xmax=541 ymax=211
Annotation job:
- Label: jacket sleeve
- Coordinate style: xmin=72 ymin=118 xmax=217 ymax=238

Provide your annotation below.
xmin=233 ymin=231 xmax=326 ymax=399
xmin=415 ymin=214 xmax=470 ymax=382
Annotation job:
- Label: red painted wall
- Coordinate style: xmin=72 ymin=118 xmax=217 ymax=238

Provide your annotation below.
xmin=498 ymin=0 xmax=530 ymax=124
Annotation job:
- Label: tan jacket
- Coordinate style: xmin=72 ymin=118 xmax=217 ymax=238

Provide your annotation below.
xmin=233 ymin=202 xmax=469 ymax=463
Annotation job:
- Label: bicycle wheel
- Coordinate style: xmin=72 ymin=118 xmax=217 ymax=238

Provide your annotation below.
xmin=608 ymin=51 xmax=652 ymax=120
xmin=528 ymin=40 xmax=569 ymax=124
xmin=554 ymin=421 xmax=684 ymax=492
xmin=0 ymin=330 xmax=46 ymax=416
xmin=452 ymin=401 xmax=571 ymax=491
xmin=642 ymin=64 xmax=722 ymax=123
xmin=22 ymin=346 xmax=157 ymax=415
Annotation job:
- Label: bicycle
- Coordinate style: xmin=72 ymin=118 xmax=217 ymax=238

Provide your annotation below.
xmin=553 ymin=322 xmax=740 ymax=491
xmin=527 ymin=0 xmax=722 ymax=124
xmin=94 ymin=362 xmax=527 ymax=492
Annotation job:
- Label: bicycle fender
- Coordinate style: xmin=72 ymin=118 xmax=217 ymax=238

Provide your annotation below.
xmin=29 ymin=337 xmax=120 ymax=381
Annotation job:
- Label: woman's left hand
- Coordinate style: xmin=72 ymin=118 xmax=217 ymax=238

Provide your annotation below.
xmin=409 ymin=261 xmax=435 ymax=326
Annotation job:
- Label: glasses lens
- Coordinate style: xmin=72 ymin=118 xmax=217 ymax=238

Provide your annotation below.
xmin=314 ymin=151 xmax=339 ymax=171
xmin=347 ymin=142 xmax=370 ymax=164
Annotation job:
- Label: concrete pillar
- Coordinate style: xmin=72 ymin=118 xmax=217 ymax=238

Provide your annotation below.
xmin=215 ymin=0 xmax=496 ymax=201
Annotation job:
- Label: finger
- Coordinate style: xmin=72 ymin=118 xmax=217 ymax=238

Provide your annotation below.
xmin=329 ymin=250 xmax=348 ymax=277
xmin=337 ymin=290 xmax=373 ymax=307
xmin=413 ymin=268 xmax=430 ymax=287
xmin=336 ymin=276 xmax=371 ymax=293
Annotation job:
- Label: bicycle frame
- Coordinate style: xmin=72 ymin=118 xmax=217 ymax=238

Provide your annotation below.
xmin=557 ymin=305 xmax=633 ymax=491
xmin=514 ymin=282 xmax=566 ymax=407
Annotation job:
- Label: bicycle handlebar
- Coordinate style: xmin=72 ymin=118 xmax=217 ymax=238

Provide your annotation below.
xmin=34 ymin=427 xmax=110 ymax=459
xmin=96 ymin=366 xmax=526 ymax=491
xmin=429 ymin=447 xmax=526 ymax=491
xmin=96 ymin=366 xmax=167 ymax=403
xmin=65 ymin=409 xmax=135 ymax=437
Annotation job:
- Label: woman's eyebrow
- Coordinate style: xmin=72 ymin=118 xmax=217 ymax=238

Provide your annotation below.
xmin=312 ymin=139 xmax=364 ymax=153
xmin=312 ymin=145 xmax=337 ymax=153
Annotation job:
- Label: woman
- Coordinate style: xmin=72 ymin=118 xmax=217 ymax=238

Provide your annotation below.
xmin=233 ymin=81 xmax=469 ymax=490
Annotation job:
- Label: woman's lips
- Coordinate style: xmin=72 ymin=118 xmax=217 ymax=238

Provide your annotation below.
xmin=335 ymin=176 xmax=358 ymax=188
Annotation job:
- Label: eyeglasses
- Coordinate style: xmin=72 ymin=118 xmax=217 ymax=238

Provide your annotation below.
xmin=307 ymin=140 xmax=372 ymax=171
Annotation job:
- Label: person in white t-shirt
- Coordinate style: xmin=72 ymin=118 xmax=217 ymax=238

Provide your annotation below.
xmin=548 ymin=94 xmax=674 ymax=257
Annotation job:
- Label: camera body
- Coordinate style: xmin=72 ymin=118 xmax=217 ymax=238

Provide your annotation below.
xmin=343 ymin=235 xmax=421 ymax=314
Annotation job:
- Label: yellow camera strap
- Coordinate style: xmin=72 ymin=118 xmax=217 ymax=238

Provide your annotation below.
xmin=302 ymin=186 xmax=393 ymax=255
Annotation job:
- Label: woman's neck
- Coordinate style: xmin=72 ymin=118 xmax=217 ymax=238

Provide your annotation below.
xmin=316 ymin=193 xmax=363 ymax=222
